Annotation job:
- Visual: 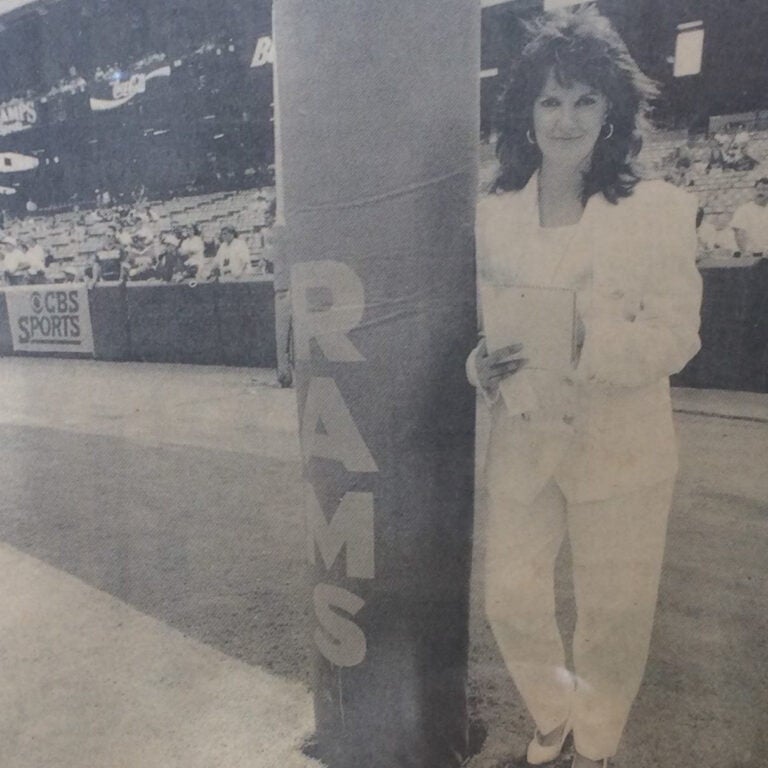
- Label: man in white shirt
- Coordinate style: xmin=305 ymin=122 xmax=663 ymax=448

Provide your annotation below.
xmin=22 ymin=239 xmax=48 ymax=274
xmin=697 ymin=210 xmax=737 ymax=260
xmin=214 ymin=226 xmax=251 ymax=279
xmin=178 ymin=224 xmax=208 ymax=279
xmin=731 ymin=178 xmax=768 ymax=257
xmin=1 ymin=236 xmax=25 ymax=281
xmin=3 ymin=237 xmax=46 ymax=283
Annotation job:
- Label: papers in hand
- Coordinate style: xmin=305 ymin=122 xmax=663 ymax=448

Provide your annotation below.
xmin=480 ymin=282 xmax=577 ymax=373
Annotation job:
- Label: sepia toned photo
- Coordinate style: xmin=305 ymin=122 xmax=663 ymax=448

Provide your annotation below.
xmin=0 ymin=1 xmax=765 ymax=768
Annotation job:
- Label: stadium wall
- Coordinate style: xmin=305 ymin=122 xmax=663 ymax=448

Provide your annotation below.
xmin=0 ymin=280 xmax=277 ymax=366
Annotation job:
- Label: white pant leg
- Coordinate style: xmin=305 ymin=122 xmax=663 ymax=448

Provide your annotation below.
xmin=567 ymin=479 xmax=675 ymax=760
xmin=485 ymin=478 xmax=574 ymax=734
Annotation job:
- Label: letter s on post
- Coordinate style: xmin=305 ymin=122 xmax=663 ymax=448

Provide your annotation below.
xmin=313 ymin=583 xmax=366 ymax=668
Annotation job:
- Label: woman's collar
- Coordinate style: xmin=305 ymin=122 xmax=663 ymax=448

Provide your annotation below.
xmin=524 ymin=169 xmax=609 ymax=225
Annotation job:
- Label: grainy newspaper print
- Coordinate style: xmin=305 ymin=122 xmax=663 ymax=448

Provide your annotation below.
xmin=0 ymin=2 xmax=765 ymax=768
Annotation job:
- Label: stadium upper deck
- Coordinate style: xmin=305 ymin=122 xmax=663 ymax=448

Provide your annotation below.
xmin=0 ymin=0 xmax=274 ymax=217
xmin=481 ymin=0 xmax=768 ymax=134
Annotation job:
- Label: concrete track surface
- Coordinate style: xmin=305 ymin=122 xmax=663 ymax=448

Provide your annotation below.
xmin=0 ymin=358 xmax=765 ymax=768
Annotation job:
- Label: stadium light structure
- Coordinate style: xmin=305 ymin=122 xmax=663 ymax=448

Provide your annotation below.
xmin=674 ymin=20 xmax=705 ymax=77
xmin=274 ymin=1 xmax=479 ymax=766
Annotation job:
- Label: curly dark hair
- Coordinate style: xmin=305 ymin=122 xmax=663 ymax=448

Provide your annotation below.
xmin=493 ymin=5 xmax=657 ymax=204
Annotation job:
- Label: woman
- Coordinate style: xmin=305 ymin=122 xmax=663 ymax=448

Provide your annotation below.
xmin=467 ymin=8 xmax=702 ymax=768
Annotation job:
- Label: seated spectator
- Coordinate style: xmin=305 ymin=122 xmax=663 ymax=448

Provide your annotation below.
xmin=124 ymin=229 xmax=157 ymax=281
xmin=704 ymin=134 xmax=725 ymax=173
xmin=22 ymin=237 xmax=48 ymax=278
xmin=697 ymin=209 xmax=737 ymax=261
xmin=156 ymin=233 xmax=190 ymax=282
xmin=94 ymin=231 xmax=125 ymax=282
xmin=178 ymin=224 xmax=207 ymax=276
xmin=1 ymin=235 xmax=24 ymax=283
xmin=732 ymin=125 xmax=751 ymax=152
xmin=202 ymin=228 xmax=218 ymax=260
xmin=252 ymin=225 xmax=267 ymax=251
xmin=42 ymin=252 xmax=72 ymax=284
xmin=666 ymin=142 xmax=693 ymax=187
xmin=133 ymin=222 xmax=156 ymax=245
xmin=726 ymin=124 xmax=758 ymax=171
xmin=731 ymin=178 xmax=768 ymax=257
xmin=252 ymin=255 xmax=274 ymax=275
xmin=3 ymin=237 xmax=47 ymax=284
xmin=712 ymin=123 xmax=759 ymax=173
xmin=184 ymin=226 xmax=219 ymax=281
xmin=212 ymin=226 xmax=250 ymax=279
xmin=688 ymin=141 xmax=709 ymax=179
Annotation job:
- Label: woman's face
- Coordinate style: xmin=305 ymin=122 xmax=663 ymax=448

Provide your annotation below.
xmin=532 ymin=70 xmax=609 ymax=168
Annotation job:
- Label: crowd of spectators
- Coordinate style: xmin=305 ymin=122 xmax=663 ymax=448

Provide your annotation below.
xmin=694 ymin=178 xmax=768 ymax=261
xmin=0 ymin=194 xmax=275 ymax=287
xmin=661 ymin=124 xmax=759 ymax=188
xmin=652 ymin=122 xmax=768 ymax=264
xmin=707 ymin=123 xmax=759 ymax=173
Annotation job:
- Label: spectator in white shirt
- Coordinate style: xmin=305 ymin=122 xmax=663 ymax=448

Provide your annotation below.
xmin=22 ymin=239 xmax=48 ymax=274
xmin=1 ymin=236 xmax=24 ymax=282
xmin=3 ymin=237 xmax=46 ymax=283
xmin=178 ymin=224 xmax=208 ymax=279
xmin=731 ymin=178 xmax=768 ymax=257
xmin=213 ymin=226 xmax=251 ymax=279
xmin=696 ymin=209 xmax=737 ymax=260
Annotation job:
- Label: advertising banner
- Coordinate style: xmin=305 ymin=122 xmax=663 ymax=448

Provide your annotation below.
xmin=89 ymin=60 xmax=171 ymax=112
xmin=5 ymin=285 xmax=94 ymax=354
xmin=0 ymin=99 xmax=37 ymax=137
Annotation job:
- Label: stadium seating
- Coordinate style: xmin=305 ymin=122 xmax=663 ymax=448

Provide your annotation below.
xmin=479 ymin=127 xmax=768 ymax=233
xmin=1 ymin=186 xmax=276 ymax=278
xmin=642 ymin=129 xmax=768 ymax=219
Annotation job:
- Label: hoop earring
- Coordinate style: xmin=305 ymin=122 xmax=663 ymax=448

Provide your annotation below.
xmin=526 ymin=129 xmax=536 ymax=145
xmin=602 ymin=122 xmax=615 ymax=140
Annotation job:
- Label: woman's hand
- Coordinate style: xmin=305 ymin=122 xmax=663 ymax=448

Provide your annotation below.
xmin=475 ymin=337 xmax=527 ymax=394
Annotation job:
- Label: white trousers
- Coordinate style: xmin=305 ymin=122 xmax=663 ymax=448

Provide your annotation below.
xmin=484 ymin=475 xmax=674 ymax=761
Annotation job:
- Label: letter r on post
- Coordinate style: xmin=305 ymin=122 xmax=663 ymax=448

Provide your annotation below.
xmin=291 ymin=260 xmax=366 ymax=362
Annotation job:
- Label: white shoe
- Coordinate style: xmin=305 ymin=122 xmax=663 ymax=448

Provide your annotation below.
xmin=526 ymin=718 xmax=571 ymax=765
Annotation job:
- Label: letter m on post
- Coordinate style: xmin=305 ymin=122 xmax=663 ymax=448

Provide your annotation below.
xmin=306 ymin=484 xmax=374 ymax=580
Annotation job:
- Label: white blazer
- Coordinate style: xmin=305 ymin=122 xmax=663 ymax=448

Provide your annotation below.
xmin=471 ymin=176 xmax=703 ymax=504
